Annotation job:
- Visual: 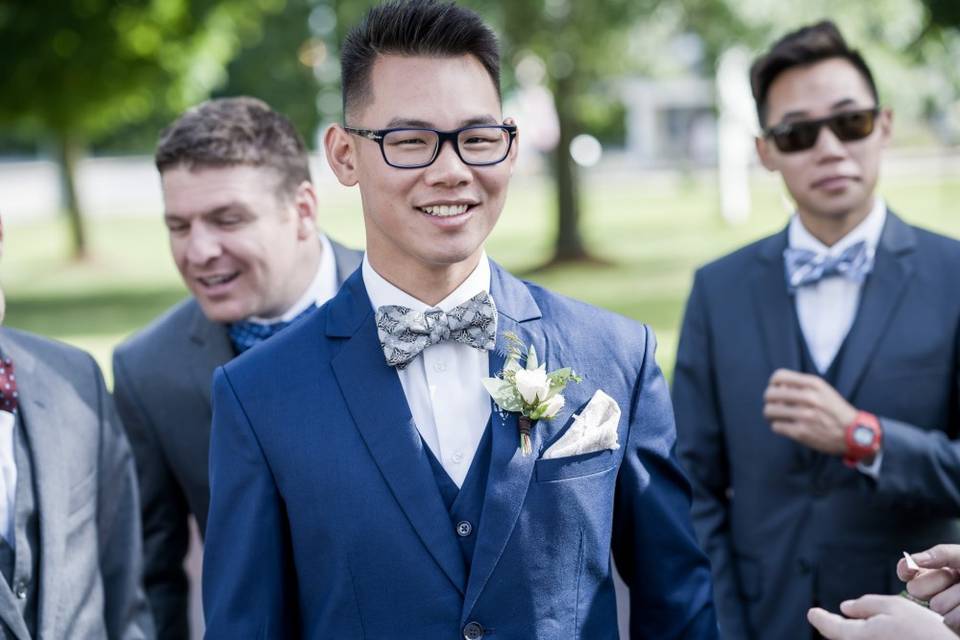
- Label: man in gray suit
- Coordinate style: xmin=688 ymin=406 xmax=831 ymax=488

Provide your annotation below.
xmin=112 ymin=97 xmax=362 ymax=638
xmin=0 ymin=216 xmax=153 ymax=639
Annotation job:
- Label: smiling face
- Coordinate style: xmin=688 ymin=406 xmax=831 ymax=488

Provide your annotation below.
xmin=756 ymin=57 xmax=891 ymax=229
xmin=326 ymin=54 xmax=516 ymax=298
xmin=162 ymin=165 xmax=319 ymax=323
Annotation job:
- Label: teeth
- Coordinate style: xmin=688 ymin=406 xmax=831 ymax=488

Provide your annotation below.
xmin=200 ymin=274 xmax=234 ymax=285
xmin=422 ymin=204 xmax=469 ymax=217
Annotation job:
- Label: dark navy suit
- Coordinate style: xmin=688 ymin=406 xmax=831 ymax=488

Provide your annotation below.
xmin=202 ymin=260 xmax=718 ymax=639
xmin=674 ymin=212 xmax=960 ymax=640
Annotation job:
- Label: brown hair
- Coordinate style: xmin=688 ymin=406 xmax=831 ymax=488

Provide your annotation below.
xmin=155 ymin=96 xmax=311 ymax=197
xmin=750 ymin=21 xmax=878 ymax=128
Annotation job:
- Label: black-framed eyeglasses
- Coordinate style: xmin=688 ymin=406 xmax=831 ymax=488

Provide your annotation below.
xmin=764 ymin=108 xmax=880 ymax=153
xmin=343 ymin=124 xmax=518 ymax=169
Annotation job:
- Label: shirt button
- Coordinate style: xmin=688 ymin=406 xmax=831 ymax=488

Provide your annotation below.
xmin=463 ymin=621 xmax=484 ymax=639
xmin=456 ymin=521 xmax=473 ymax=537
xmin=14 ymin=580 xmax=27 ymax=599
xmin=451 ymin=450 xmax=465 ymax=464
xmin=433 ymin=361 xmax=447 ymax=373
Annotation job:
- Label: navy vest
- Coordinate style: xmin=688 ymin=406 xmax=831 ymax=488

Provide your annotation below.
xmin=422 ymin=419 xmax=493 ymax=571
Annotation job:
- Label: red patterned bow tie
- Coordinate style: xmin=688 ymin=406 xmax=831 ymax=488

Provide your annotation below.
xmin=0 ymin=356 xmax=17 ymax=413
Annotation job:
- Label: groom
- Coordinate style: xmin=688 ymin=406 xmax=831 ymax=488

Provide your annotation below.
xmin=202 ymin=1 xmax=717 ymax=637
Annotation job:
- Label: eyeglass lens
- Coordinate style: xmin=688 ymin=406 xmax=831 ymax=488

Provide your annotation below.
xmin=771 ymin=109 xmax=877 ymax=153
xmin=382 ymin=126 xmax=511 ymax=167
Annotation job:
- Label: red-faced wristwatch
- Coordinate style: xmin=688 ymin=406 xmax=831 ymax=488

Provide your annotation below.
xmin=843 ymin=410 xmax=882 ymax=468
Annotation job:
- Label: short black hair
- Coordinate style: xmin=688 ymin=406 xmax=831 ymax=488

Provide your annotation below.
xmin=750 ymin=20 xmax=879 ymax=128
xmin=155 ymin=96 xmax=311 ymax=198
xmin=340 ymin=0 xmax=501 ymax=119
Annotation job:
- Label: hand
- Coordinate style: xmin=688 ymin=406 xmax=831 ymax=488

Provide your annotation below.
xmin=763 ymin=369 xmax=858 ymax=456
xmin=808 ymin=595 xmax=955 ymax=640
xmin=898 ymin=545 xmax=960 ymax=631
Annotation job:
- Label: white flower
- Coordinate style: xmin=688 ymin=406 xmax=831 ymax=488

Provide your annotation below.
xmin=540 ymin=394 xmax=565 ymax=419
xmin=515 ymin=365 xmax=550 ymax=404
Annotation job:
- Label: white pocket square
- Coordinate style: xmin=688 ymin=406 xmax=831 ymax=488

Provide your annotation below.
xmin=541 ymin=390 xmax=621 ymax=459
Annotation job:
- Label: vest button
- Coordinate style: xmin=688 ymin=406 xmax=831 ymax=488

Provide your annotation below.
xmin=14 ymin=580 xmax=27 ymax=599
xmin=463 ymin=621 xmax=484 ymax=639
xmin=456 ymin=521 xmax=473 ymax=537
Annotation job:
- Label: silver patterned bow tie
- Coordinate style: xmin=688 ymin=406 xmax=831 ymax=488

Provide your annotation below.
xmin=376 ymin=291 xmax=498 ymax=369
xmin=783 ymin=240 xmax=874 ymax=293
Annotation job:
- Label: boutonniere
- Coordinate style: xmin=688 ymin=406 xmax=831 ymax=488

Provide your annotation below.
xmin=482 ymin=332 xmax=582 ymax=456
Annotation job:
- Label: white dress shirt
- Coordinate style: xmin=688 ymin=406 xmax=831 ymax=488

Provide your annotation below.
xmin=788 ymin=197 xmax=886 ymax=476
xmin=0 ymin=410 xmax=16 ymax=545
xmin=246 ymin=233 xmax=339 ymax=324
xmin=789 ymin=198 xmax=886 ymax=373
xmin=363 ymin=254 xmax=492 ymax=487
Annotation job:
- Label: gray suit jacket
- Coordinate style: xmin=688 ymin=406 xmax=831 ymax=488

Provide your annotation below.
xmin=0 ymin=328 xmax=152 ymax=640
xmin=112 ymin=238 xmax=361 ymax=639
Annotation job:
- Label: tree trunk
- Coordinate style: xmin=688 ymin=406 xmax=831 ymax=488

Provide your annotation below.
xmin=550 ymin=72 xmax=590 ymax=263
xmin=55 ymin=133 xmax=88 ymax=260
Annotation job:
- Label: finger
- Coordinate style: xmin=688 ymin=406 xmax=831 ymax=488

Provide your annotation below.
xmin=908 ymin=568 xmax=960 ymax=600
xmin=770 ymin=420 xmax=805 ymax=440
xmin=897 ymin=558 xmax=920 ymax=582
xmin=807 ymin=607 xmax=864 ymax=639
xmin=915 ymin=545 xmax=960 ymax=570
xmin=943 ymin=607 xmax=960 ymax=632
xmin=839 ymin=594 xmax=901 ymax=618
xmin=764 ymin=385 xmax=819 ymax=407
xmin=770 ymin=369 xmax=815 ymax=388
xmin=930 ymin=583 xmax=960 ymax=617
xmin=764 ymin=403 xmax=804 ymax=422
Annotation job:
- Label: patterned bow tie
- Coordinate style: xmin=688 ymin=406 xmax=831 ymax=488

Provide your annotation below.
xmin=783 ymin=240 xmax=874 ymax=293
xmin=0 ymin=356 xmax=17 ymax=414
xmin=228 ymin=305 xmax=316 ymax=355
xmin=376 ymin=291 xmax=498 ymax=369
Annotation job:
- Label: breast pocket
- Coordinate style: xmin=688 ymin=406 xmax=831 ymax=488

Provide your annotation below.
xmin=534 ymin=448 xmax=618 ymax=483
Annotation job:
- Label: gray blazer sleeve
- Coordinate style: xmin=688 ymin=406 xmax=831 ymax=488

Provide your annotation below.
xmin=673 ymin=272 xmax=752 ymax=639
xmin=93 ymin=357 xmax=155 ymax=639
xmin=112 ymin=353 xmax=190 ymax=639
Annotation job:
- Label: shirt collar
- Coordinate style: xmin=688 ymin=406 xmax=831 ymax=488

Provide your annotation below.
xmin=362 ymin=251 xmax=491 ymax=314
xmin=246 ymin=233 xmax=337 ymax=325
xmin=788 ymin=197 xmax=887 ymax=258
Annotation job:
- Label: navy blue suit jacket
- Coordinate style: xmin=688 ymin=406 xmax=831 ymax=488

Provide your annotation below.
xmin=674 ymin=212 xmax=960 ymax=640
xmin=202 ymin=260 xmax=717 ymax=639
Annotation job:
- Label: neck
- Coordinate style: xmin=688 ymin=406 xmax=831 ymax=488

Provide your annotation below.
xmin=367 ymin=252 xmax=482 ymax=307
xmin=271 ymin=239 xmax=323 ymax=317
xmin=797 ymin=197 xmax=875 ymax=247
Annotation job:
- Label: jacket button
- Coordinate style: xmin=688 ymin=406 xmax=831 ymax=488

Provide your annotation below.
xmin=463 ymin=621 xmax=484 ymax=639
xmin=14 ymin=580 xmax=27 ymax=599
xmin=456 ymin=521 xmax=473 ymax=537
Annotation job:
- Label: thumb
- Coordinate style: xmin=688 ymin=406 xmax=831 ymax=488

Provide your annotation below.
xmin=914 ymin=544 xmax=960 ymax=570
xmin=839 ymin=594 xmax=898 ymax=619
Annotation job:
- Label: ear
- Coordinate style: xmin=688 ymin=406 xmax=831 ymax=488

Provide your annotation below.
xmin=324 ymin=124 xmax=360 ymax=187
xmin=292 ymin=180 xmax=319 ymax=241
xmin=504 ymin=116 xmax=519 ymax=174
xmin=877 ymin=107 xmax=893 ymax=149
xmin=755 ymin=136 xmax=777 ymax=172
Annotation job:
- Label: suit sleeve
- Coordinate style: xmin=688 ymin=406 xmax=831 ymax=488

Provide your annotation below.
xmin=869 ymin=337 xmax=960 ymax=515
xmin=94 ymin=356 xmax=155 ymax=639
xmin=672 ymin=273 xmax=752 ymax=638
xmin=112 ymin=352 xmax=191 ymax=639
xmin=612 ymin=324 xmax=719 ymax=639
xmin=203 ymin=367 xmax=298 ymax=638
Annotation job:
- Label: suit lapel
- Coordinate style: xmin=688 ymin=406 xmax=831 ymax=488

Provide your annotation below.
xmin=328 ymin=272 xmax=467 ymax=594
xmin=0 ymin=336 xmax=66 ymax=639
xmin=186 ymin=302 xmax=234 ymax=408
xmin=833 ymin=212 xmax=916 ymax=399
xmin=751 ymin=228 xmax=802 ymax=373
xmin=463 ymin=264 xmax=543 ymax=617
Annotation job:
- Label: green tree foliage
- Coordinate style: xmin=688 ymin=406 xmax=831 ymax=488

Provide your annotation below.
xmin=0 ymin=0 xmax=283 ymax=258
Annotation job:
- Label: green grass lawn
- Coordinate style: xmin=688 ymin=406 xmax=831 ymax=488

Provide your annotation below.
xmin=3 ymin=169 xmax=959 ymax=385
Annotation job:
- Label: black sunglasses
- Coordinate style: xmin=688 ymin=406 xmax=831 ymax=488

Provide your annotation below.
xmin=764 ymin=108 xmax=880 ymax=153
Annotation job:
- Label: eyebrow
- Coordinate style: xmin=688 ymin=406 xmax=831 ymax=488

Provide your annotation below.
xmin=779 ymin=98 xmax=865 ymax=121
xmin=383 ymin=115 xmax=500 ymax=129
xmin=164 ymin=203 xmax=252 ymax=221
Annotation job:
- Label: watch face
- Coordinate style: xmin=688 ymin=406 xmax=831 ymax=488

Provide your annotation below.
xmin=853 ymin=425 xmax=875 ymax=446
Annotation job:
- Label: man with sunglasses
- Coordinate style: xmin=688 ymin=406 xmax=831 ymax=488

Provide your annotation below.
xmin=674 ymin=20 xmax=960 ymax=640
xmin=201 ymin=1 xmax=718 ymax=638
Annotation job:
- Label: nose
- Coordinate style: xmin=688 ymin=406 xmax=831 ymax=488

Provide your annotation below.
xmin=812 ymin=124 xmax=847 ymax=161
xmin=423 ymin=138 xmax=472 ymax=187
xmin=184 ymin=224 xmax=222 ymax=266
